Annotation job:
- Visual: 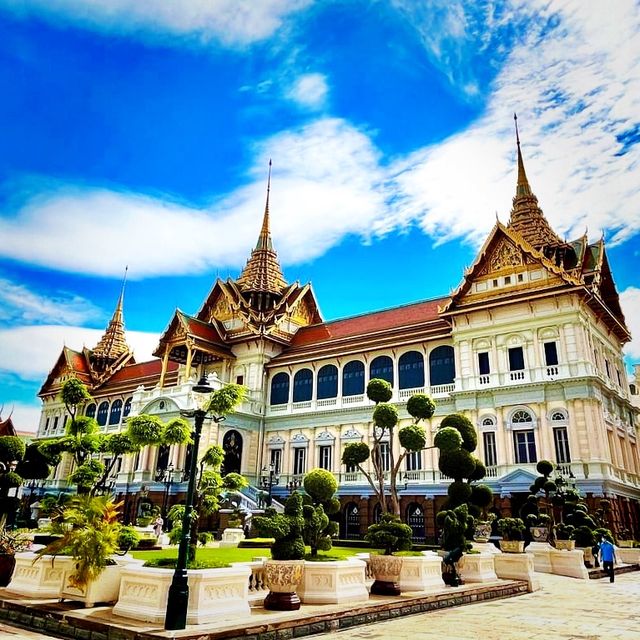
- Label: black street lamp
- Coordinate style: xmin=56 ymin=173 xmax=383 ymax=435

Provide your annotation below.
xmin=261 ymin=463 xmax=279 ymax=506
xmin=164 ymin=375 xmax=216 ymax=631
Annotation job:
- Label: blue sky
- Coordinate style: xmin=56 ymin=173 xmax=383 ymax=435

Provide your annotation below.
xmin=1 ymin=0 xmax=639 ymax=432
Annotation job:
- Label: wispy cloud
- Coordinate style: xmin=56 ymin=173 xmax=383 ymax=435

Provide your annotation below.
xmin=0 ymin=325 xmax=159 ymax=381
xmin=0 ymin=278 xmax=102 ymax=325
xmin=286 ymin=73 xmax=329 ymax=109
xmin=621 ymin=287 xmax=640 ymax=361
xmin=1 ymin=0 xmax=312 ymax=47
xmin=0 ymin=401 xmax=41 ymax=434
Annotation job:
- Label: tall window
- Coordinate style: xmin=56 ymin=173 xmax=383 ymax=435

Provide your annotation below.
xmin=483 ymin=432 xmax=497 ymax=467
xmin=429 ymin=346 xmax=455 ymax=385
xmin=553 ymin=427 xmax=571 ymax=464
xmin=293 ymin=447 xmax=306 ymax=475
xmin=508 ymin=346 xmax=525 ymax=371
xmin=269 ymin=449 xmax=282 ymax=474
xmin=373 ymin=442 xmax=391 ymax=472
xmin=270 ymin=372 xmax=290 ymax=405
xmin=370 ymin=355 xmax=393 ymax=385
xmin=398 ymin=351 xmax=425 ymax=389
xmin=318 ymin=445 xmax=332 ymax=470
xmin=109 ymin=399 xmax=123 ymax=425
xmin=293 ymin=369 xmax=313 ymax=402
xmin=123 ymin=397 xmax=132 ymax=417
xmin=478 ymin=352 xmax=490 ymax=375
xmin=405 ymin=450 xmax=422 ymax=471
xmin=97 ymin=401 xmax=109 ymax=426
xmin=513 ymin=430 xmax=537 ymax=463
xmin=86 ymin=403 xmax=96 ymax=419
xmin=53 ymin=416 xmax=59 ymax=432
xmin=544 ymin=342 xmax=559 ymax=366
xmin=342 ymin=360 xmax=365 ymax=396
xmin=317 ymin=364 xmax=338 ymax=399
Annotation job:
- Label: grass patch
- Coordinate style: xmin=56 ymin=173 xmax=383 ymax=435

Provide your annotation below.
xmin=143 ymin=557 xmax=231 ymax=569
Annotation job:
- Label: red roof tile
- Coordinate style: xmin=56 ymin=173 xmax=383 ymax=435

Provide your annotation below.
xmin=108 ymin=359 xmax=178 ymax=384
xmin=290 ymin=297 xmax=448 ymax=347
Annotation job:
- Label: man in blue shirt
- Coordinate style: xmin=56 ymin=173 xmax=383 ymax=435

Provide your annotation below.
xmin=599 ymin=537 xmax=617 ymax=582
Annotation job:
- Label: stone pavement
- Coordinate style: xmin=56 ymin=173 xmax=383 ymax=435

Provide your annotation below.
xmin=311 ymin=571 xmax=640 ymax=640
xmin=1 ymin=572 xmax=639 ymax=640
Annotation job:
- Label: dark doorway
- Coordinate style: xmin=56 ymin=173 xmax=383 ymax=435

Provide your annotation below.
xmin=222 ymin=430 xmax=243 ymax=474
xmin=407 ymin=502 xmax=426 ymax=543
xmin=343 ymin=502 xmax=360 ymax=539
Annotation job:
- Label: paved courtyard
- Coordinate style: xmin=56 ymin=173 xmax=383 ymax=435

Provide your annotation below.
xmin=1 ymin=571 xmax=639 ymax=640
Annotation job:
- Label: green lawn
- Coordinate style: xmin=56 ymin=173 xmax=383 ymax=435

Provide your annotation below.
xmin=130 ymin=545 xmax=372 ymax=564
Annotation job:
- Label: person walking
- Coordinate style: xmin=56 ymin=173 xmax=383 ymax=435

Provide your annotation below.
xmin=599 ymin=536 xmax=617 ymax=582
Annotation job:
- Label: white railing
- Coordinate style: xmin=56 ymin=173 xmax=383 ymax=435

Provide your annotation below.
xmin=431 ymin=383 xmax=455 ymax=395
xmin=317 ymin=398 xmax=337 ymax=407
xmin=398 ymin=386 xmax=426 ymax=400
xmin=292 ymin=401 xmax=312 ymax=410
xmin=342 ymin=394 xmax=364 ymax=405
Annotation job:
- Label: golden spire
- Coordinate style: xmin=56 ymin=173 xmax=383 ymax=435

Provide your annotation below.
xmin=508 ymin=114 xmax=563 ymax=252
xmin=236 ymin=161 xmax=288 ymax=295
xmin=92 ymin=267 xmax=131 ymax=363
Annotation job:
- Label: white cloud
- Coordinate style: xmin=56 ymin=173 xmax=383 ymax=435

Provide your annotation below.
xmin=621 ymin=287 xmax=640 ymax=361
xmin=1 ymin=402 xmax=41 ymax=434
xmin=286 ymin=73 xmax=329 ymax=109
xmin=0 ymin=325 xmax=160 ymax=380
xmin=0 ymin=278 xmax=102 ymax=325
xmin=1 ymin=0 xmax=312 ymax=47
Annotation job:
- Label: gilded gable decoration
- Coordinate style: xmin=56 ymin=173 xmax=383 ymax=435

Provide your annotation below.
xmin=489 ymin=238 xmax=523 ymax=272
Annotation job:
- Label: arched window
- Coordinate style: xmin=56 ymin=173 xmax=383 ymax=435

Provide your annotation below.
xmin=293 ymin=369 xmax=313 ymax=403
xmin=481 ymin=416 xmax=496 ymax=427
xmin=512 ymin=409 xmax=533 ymax=423
xmin=550 ymin=410 xmax=567 ymax=422
xmin=370 ymin=355 xmax=393 ymax=385
xmin=317 ymin=364 xmax=338 ymax=399
xmin=270 ymin=372 xmax=290 ymax=405
xmin=85 ymin=403 xmax=96 ymax=419
xmin=398 ymin=351 xmax=425 ymax=389
xmin=123 ymin=397 xmax=132 ymax=418
xmin=342 ymin=360 xmax=365 ymax=397
xmin=97 ymin=401 xmax=109 ymax=426
xmin=429 ymin=346 xmax=455 ymax=386
xmin=109 ymin=399 xmax=123 ymax=425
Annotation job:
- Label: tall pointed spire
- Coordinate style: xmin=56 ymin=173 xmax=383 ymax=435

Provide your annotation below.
xmin=236 ymin=161 xmax=287 ymax=295
xmin=92 ymin=267 xmax=131 ymax=364
xmin=508 ymin=114 xmax=563 ymax=253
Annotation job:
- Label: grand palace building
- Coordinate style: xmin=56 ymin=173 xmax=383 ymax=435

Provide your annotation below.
xmin=35 ymin=131 xmax=640 ymax=542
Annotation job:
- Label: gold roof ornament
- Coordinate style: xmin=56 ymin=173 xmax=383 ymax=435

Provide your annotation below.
xmin=92 ymin=267 xmax=131 ymax=364
xmin=508 ymin=114 xmax=564 ymax=253
xmin=236 ymin=160 xmax=288 ymax=295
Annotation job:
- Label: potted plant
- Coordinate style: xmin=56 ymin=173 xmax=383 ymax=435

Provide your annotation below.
xmin=253 ymin=492 xmax=305 ymax=610
xmin=526 ymin=513 xmax=552 ymax=543
xmin=0 ymin=528 xmax=31 ymax=587
xmin=496 ymin=517 xmax=526 ymax=553
xmin=554 ymin=523 xmax=575 ymax=550
xmin=365 ymin=513 xmax=413 ymax=595
xmin=436 ymin=503 xmax=474 ymax=585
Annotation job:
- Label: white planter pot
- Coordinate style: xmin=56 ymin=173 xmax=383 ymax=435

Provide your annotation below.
xmin=60 ymin=563 xmax=122 ymax=608
xmin=220 ymin=527 xmax=245 ymax=548
xmin=6 ymin=553 xmax=75 ymax=598
xmin=494 ymin=552 xmax=539 ymax=592
xmin=549 ymin=549 xmax=589 ymax=579
xmin=298 ymin=558 xmax=368 ymax=604
xmin=263 ymin=559 xmax=305 ymax=610
xmin=369 ymin=553 xmax=403 ymax=595
xmin=113 ymin=565 xmax=251 ymax=624
xmin=397 ymin=552 xmax=443 ymax=591
xmin=617 ymin=547 xmax=640 ymax=564
xmin=525 ymin=542 xmax=554 ymax=573
xmin=459 ymin=553 xmax=497 ymax=583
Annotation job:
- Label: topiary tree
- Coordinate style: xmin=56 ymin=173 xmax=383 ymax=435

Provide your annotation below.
xmin=341 ymin=380 xmax=435 ymax=516
xmin=253 ymin=492 xmax=306 ymax=560
xmin=301 ymin=468 xmax=340 ymax=557
xmin=0 ymin=435 xmax=27 ymax=528
xmin=435 ymin=503 xmax=474 ymax=552
xmin=365 ymin=513 xmax=413 ymax=555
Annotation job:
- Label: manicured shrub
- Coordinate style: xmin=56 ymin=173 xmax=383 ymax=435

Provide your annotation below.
xmin=398 ymin=424 xmax=427 ymax=452
xmin=447 ymin=481 xmax=472 ymax=506
xmin=365 ymin=513 xmax=412 ymax=555
xmin=366 ymin=378 xmax=393 ymax=403
xmin=439 ymin=448 xmax=477 ymax=480
xmin=536 ymin=460 xmax=554 ymax=477
xmin=433 ymin=427 xmax=462 ymax=452
xmin=406 ymin=394 xmax=436 ymax=421
xmin=372 ymin=403 xmax=398 ymax=430
xmin=439 ymin=414 xmax=477 ymax=452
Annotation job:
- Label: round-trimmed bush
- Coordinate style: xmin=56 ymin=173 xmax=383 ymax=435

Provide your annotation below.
xmin=367 ymin=378 xmax=393 ymax=404
xmin=533 ymin=476 xmax=546 ymax=492
xmin=439 ymin=448 xmax=477 ymax=480
xmin=447 ymin=481 xmax=472 ymax=505
xmin=406 ymin=394 xmax=436 ymax=421
xmin=536 ymin=460 xmax=554 ymax=477
xmin=163 ymin=417 xmax=192 ymax=444
xmin=342 ymin=442 xmax=370 ymax=467
xmin=303 ymin=468 xmax=338 ymax=503
xmin=126 ymin=414 xmax=164 ymax=446
xmin=469 ymin=458 xmax=486 ymax=481
xmin=373 ymin=403 xmax=398 ymax=430
xmin=434 ymin=427 xmax=463 ymax=452
xmin=543 ymin=480 xmax=557 ymax=493
xmin=398 ymin=424 xmax=427 ymax=452
xmin=439 ymin=414 xmax=477 ymax=452
xmin=470 ymin=484 xmax=493 ymax=509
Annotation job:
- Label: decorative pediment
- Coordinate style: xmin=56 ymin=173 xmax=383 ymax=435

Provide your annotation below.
xmin=341 ymin=429 xmax=363 ymax=440
xmin=267 ymin=435 xmax=285 ymax=446
xmin=291 ymin=433 xmax=309 ymax=446
xmin=315 ymin=431 xmax=335 ymax=442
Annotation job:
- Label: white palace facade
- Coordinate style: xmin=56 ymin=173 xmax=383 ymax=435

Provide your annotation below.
xmin=36 ymin=133 xmax=640 ymax=542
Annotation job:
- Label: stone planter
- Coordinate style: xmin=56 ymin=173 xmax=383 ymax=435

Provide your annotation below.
xmin=499 ymin=540 xmax=525 ymax=553
xmin=60 ymin=562 xmax=122 ymax=607
xmin=263 ymin=559 xmax=304 ymax=610
xmin=494 ymin=552 xmax=539 ymax=592
xmin=617 ymin=547 xmax=640 ymax=564
xmin=369 ymin=553 xmax=403 ymax=595
xmin=459 ymin=552 xmax=497 ymax=583
xmin=554 ymin=539 xmax=575 ymax=551
xmin=474 ymin=522 xmax=492 ymax=543
xmin=549 ymin=548 xmax=589 ymax=579
xmin=398 ymin=552 xmax=443 ymax=591
xmin=220 ymin=527 xmax=245 ymax=548
xmin=6 ymin=553 xmax=75 ymax=598
xmin=525 ymin=542 xmax=554 ymax=573
xmin=577 ymin=546 xmax=595 ymax=568
xmin=617 ymin=540 xmax=634 ymax=548
xmin=113 ymin=565 xmax=251 ymax=624
xmin=298 ymin=558 xmax=368 ymax=604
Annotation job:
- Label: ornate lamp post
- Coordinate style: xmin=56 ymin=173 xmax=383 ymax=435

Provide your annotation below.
xmin=164 ymin=375 xmax=215 ymax=631
xmin=261 ymin=463 xmax=279 ymax=506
